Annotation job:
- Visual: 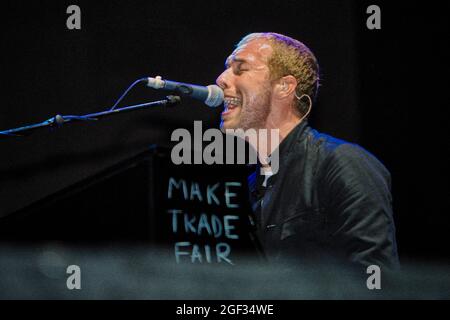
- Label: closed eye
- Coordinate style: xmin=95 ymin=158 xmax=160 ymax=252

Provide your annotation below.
xmin=233 ymin=63 xmax=249 ymax=75
xmin=234 ymin=68 xmax=244 ymax=75
xmin=225 ymin=56 xmax=249 ymax=75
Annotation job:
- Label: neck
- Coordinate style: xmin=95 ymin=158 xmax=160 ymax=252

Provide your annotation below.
xmin=266 ymin=101 xmax=302 ymax=139
xmin=247 ymin=109 xmax=303 ymax=167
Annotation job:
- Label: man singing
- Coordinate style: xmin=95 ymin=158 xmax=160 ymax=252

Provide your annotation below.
xmin=216 ymin=32 xmax=399 ymax=270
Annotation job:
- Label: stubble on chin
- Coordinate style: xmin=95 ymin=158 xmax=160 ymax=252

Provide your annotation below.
xmin=238 ymin=90 xmax=271 ymax=131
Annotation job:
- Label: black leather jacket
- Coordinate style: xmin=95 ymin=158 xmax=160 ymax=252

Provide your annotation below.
xmin=248 ymin=121 xmax=400 ymax=270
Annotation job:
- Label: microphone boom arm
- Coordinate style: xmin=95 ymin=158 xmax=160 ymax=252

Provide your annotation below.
xmin=0 ymin=95 xmax=181 ymax=137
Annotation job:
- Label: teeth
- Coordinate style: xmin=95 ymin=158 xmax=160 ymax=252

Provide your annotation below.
xmin=224 ymin=97 xmax=242 ymax=106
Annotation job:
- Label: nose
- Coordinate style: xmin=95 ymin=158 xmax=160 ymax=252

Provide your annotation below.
xmin=216 ymin=68 xmax=231 ymax=90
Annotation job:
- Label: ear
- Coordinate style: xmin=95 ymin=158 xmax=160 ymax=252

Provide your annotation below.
xmin=274 ymin=75 xmax=298 ymax=99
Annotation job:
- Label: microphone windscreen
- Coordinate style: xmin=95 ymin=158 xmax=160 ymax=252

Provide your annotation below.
xmin=206 ymin=85 xmax=224 ymax=107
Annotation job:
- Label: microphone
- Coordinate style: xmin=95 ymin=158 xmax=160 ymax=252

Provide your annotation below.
xmin=146 ymin=76 xmax=224 ymax=107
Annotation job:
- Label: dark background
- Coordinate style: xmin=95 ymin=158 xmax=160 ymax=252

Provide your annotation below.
xmin=0 ymin=0 xmax=448 ymax=263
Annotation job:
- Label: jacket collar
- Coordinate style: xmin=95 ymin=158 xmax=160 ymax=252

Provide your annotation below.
xmin=276 ymin=119 xmax=309 ymax=162
xmin=252 ymin=120 xmax=310 ymax=189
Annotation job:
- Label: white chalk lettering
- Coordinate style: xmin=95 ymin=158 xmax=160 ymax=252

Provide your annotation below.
xmin=169 ymin=210 xmax=242 ymax=239
xmin=197 ymin=214 xmax=213 ymax=236
xmin=190 ymin=182 xmax=203 ymax=201
xmin=174 ymin=242 xmax=233 ymax=265
xmin=211 ymin=214 xmax=223 ymax=238
xmin=216 ymin=243 xmax=233 ymax=265
xmin=224 ymin=215 xmax=240 ymax=239
xmin=224 ymin=182 xmax=241 ymax=208
xmin=191 ymin=244 xmax=203 ymax=263
xmin=174 ymin=242 xmax=191 ymax=263
xmin=206 ymin=183 xmax=220 ymax=205
xmin=168 ymin=209 xmax=183 ymax=233
xmin=184 ymin=214 xmax=197 ymax=233
xmin=168 ymin=179 xmax=244 ymax=206
xmin=168 ymin=178 xmax=188 ymax=200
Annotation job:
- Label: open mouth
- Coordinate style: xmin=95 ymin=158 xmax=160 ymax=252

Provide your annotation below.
xmin=222 ymin=96 xmax=242 ymax=116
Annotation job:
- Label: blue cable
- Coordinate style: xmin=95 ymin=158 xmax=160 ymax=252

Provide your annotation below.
xmin=109 ymin=77 xmax=148 ymax=111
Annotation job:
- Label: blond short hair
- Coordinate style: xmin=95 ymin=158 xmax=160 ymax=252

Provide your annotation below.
xmin=237 ymin=32 xmax=320 ymax=117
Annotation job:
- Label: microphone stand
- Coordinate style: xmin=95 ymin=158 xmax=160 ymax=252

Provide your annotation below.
xmin=0 ymin=95 xmax=181 ymax=137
